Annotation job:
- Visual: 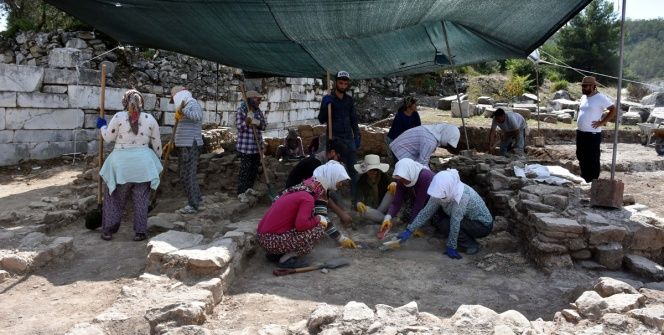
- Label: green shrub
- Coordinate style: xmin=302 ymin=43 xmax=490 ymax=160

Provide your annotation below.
xmin=503 ymin=74 xmax=532 ymax=100
xmin=552 ymin=80 xmax=569 ymax=91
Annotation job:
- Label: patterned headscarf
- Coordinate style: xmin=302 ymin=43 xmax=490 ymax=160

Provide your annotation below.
xmin=122 ymin=89 xmax=144 ymax=135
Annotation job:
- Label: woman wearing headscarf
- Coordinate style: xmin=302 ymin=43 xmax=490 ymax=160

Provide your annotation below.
xmin=354 ymin=154 xmax=394 ymax=224
xmin=386 ymin=96 xmax=421 ymax=146
xmin=257 ymin=161 xmax=355 ymax=268
xmin=377 ymin=158 xmax=435 ymax=239
xmin=96 ymin=89 xmax=163 ymax=241
xmin=396 ymin=169 xmax=493 ymax=259
xmin=389 ymin=124 xmax=460 ymax=166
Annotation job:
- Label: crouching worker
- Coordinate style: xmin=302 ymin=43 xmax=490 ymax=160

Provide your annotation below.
xmin=389 ymin=124 xmax=460 ymax=166
xmin=488 ymin=108 xmax=527 ymax=156
xmin=97 ymin=90 xmax=163 ymax=241
xmin=396 ymin=169 xmax=493 ymax=259
xmin=257 ymin=161 xmax=356 ymax=268
xmin=276 ymin=128 xmax=305 ymax=161
xmin=354 ymin=154 xmax=395 ymax=224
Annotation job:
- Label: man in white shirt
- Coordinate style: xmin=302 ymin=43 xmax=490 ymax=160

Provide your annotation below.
xmin=576 ymin=76 xmax=616 ymax=182
xmin=488 ymin=108 xmax=527 ymax=156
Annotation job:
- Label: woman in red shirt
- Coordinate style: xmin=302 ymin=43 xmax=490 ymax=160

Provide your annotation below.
xmin=257 ymin=161 xmax=350 ymax=268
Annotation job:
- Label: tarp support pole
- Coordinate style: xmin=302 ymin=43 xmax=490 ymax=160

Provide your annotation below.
xmin=535 ymin=64 xmax=541 ymax=136
xmin=610 ymin=0 xmax=627 ymax=181
xmin=442 ymin=22 xmax=470 ymax=151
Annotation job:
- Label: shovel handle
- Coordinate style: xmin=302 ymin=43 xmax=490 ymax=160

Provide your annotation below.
xmin=97 ymin=64 xmax=107 ymax=205
xmin=272 ymin=266 xmax=319 ymax=276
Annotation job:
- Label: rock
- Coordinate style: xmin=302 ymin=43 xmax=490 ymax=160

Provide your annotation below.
xmin=308 ymin=303 xmax=338 ymax=334
xmin=530 ymin=237 xmax=567 ymax=253
xmin=561 ymin=309 xmax=581 ymax=323
xmin=594 ymin=243 xmax=624 ymax=270
xmin=512 ymin=107 xmax=531 ymax=119
xmin=169 ymin=238 xmax=236 ymax=270
xmin=0 ymin=269 xmax=9 ymax=283
xmin=451 ymin=100 xmax=471 ymax=118
xmin=65 ymin=38 xmax=88 ymax=49
xmin=477 ymin=96 xmax=494 ymax=105
xmin=571 ymin=249 xmax=592 ymax=260
xmin=493 ymin=325 xmax=515 ymax=335
xmin=94 ymin=309 xmax=130 ymax=322
xmin=602 ymin=293 xmax=645 ymax=314
xmin=64 ymin=323 xmax=106 ymax=335
xmin=144 ymin=302 xmax=207 ymax=331
xmin=496 ymin=310 xmax=530 ymax=333
xmin=258 ymin=324 xmax=288 ymax=335
xmin=621 ymin=111 xmax=642 ymax=125
xmin=600 ymin=313 xmax=634 ymax=333
xmin=77 ymin=195 xmax=97 ymax=212
xmin=287 ymin=320 xmax=309 ymax=335
xmin=0 ymin=64 xmax=44 ymax=92
xmin=588 ymin=226 xmax=626 ymax=245
xmin=557 ymin=113 xmax=573 ymax=124
xmin=147 ymin=230 xmax=204 ymax=260
xmin=162 ymin=325 xmax=212 ymax=335
xmin=628 ymin=306 xmax=664 ymax=330
xmin=49 ymin=48 xmax=84 ymax=68
xmin=488 ymin=170 xmax=511 ymax=191
xmin=624 ymin=254 xmax=664 ymax=281
xmin=553 ymin=90 xmax=572 ymax=100
xmin=342 ymin=301 xmax=374 ymax=322
xmin=541 ymin=194 xmax=568 ymax=210
xmin=532 ymin=213 xmax=583 ymax=234
xmin=1 ymin=254 xmax=30 ymax=273
xmin=593 ymin=277 xmax=638 ymax=297
xmin=450 ymin=305 xmax=498 ymax=332
xmin=574 ymin=290 xmax=607 ymax=320
xmin=538 ymin=253 xmax=573 ymax=268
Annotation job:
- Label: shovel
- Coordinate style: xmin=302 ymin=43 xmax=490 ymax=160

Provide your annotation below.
xmin=148 ymin=102 xmax=183 ymax=212
xmin=272 ymin=257 xmax=351 ymax=276
xmin=85 ymin=64 xmax=107 ymax=230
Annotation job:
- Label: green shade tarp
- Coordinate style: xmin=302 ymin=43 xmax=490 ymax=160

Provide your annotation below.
xmin=45 ymin=0 xmax=591 ymax=79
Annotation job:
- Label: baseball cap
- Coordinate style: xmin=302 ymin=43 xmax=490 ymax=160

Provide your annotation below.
xmin=336 ymin=71 xmax=350 ymax=80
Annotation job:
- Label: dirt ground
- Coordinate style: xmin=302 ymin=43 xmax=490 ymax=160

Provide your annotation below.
xmin=1 ymin=143 xmax=663 ymax=334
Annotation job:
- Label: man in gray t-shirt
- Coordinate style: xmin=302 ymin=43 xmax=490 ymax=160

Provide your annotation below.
xmin=488 ymin=108 xmax=527 ymax=156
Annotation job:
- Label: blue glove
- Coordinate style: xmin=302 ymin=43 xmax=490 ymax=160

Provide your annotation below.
xmin=354 ymin=136 xmax=361 ymax=150
xmin=397 ymin=229 xmax=413 ymax=242
xmin=444 ymin=246 xmax=462 ymax=259
xmin=322 ymin=95 xmax=333 ymax=107
xmin=96 ymin=117 xmax=107 ymax=129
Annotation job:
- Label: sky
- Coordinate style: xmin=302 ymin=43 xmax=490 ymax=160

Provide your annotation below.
xmin=0 ymin=0 xmax=661 ymax=32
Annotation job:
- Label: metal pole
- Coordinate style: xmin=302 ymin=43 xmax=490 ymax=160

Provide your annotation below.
xmin=610 ymin=0 xmax=627 ymax=181
xmin=535 ymin=64 xmax=541 ymax=136
xmin=215 ymin=62 xmax=221 ymax=126
xmin=442 ymin=22 xmax=470 ymax=151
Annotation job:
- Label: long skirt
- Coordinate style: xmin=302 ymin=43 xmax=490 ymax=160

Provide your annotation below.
xmin=257 ymin=225 xmax=325 ymax=256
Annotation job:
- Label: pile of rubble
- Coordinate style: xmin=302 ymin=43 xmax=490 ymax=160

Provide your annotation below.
xmin=437 ymin=154 xmax=664 ymax=280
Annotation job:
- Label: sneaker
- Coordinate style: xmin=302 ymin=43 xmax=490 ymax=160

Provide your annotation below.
xmin=177 ymin=205 xmax=198 ymax=214
xmin=245 ymin=188 xmax=259 ymax=196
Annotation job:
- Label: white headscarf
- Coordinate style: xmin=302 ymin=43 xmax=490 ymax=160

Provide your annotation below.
xmin=393 ymin=158 xmax=426 ymax=187
xmin=422 ymin=124 xmax=460 ymax=148
xmin=313 ymin=161 xmax=350 ymax=191
xmin=173 ymin=90 xmax=195 ymax=110
xmin=427 ymin=169 xmax=465 ymax=204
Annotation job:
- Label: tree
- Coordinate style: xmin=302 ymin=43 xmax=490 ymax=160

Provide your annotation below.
xmin=556 ymin=0 xmax=619 ymax=83
xmin=1 ymin=0 xmax=87 ymax=36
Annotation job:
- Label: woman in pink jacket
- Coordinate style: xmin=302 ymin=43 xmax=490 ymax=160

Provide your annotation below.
xmin=257 ymin=161 xmax=351 ymax=268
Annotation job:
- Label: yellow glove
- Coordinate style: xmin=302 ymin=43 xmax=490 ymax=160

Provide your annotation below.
xmin=318 ymin=215 xmax=328 ymax=230
xmin=413 ymin=229 xmax=426 ymax=238
xmin=387 ymin=182 xmax=397 ymax=195
xmin=175 ymin=108 xmax=184 ymax=122
xmin=379 ymin=218 xmax=392 ymax=234
xmin=356 ymin=202 xmax=367 ymax=214
xmin=339 ymin=236 xmax=357 ymax=249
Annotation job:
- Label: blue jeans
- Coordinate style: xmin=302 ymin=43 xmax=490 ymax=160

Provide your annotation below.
xmin=500 ymin=129 xmax=525 ymax=155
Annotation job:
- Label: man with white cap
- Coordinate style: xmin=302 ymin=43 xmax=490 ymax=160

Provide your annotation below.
xmin=576 ymin=76 xmax=616 ymax=182
xmin=396 ymin=169 xmax=493 ymax=258
xmin=236 ymin=90 xmax=267 ymax=199
xmin=169 ymin=86 xmax=204 ymax=214
xmin=318 ymin=70 xmax=361 ymax=202
xmin=389 ymin=124 xmax=460 ymax=166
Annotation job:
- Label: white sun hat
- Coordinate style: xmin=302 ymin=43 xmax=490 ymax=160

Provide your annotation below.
xmin=354 ymin=154 xmax=389 ymax=174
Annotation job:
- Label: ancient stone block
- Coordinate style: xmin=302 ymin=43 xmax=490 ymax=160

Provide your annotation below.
xmin=541 ymin=194 xmax=568 ymax=210
xmin=590 ymin=179 xmax=624 ymax=208
xmin=624 ymin=254 xmax=664 ymax=281
xmin=593 ymin=277 xmax=638 ymax=297
xmin=68 ymin=85 xmax=127 ymax=110
xmin=589 ymin=226 xmax=627 ymax=245
xmin=626 ymin=215 xmax=664 ymax=251
xmin=532 ymin=213 xmax=584 ymax=234
xmin=594 ymin=243 xmax=624 ymax=270
xmin=537 ymin=253 xmax=573 ymax=268
xmin=628 ymin=306 xmax=664 ymax=331
xmin=571 ymin=249 xmax=592 ymax=260
xmin=530 ymin=237 xmax=567 ymax=253
xmin=0 ymin=92 xmax=16 ymax=107
xmin=0 ymin=130 xmax=12 ymax=144
xmin=519 ymin=200 xmax=556 ymax=213
xmin=44 ymin=68 xmax=100 ymax=86
xmin=145 ymin=301 xmax=207 ymax=331
xmin=5 ymin=108 xmax=84 ymax=130
xmin=0 ymin=63 xmax=44 ymax=92
xmin=48 ymin=48 xmax=85 ymax=68
xmin=42 ymin=85 xmax=68 ymax=94
xmin=29 ymin=141 xmax=88 ymax=160
xmin=0 ymin=143 xmax=30 ymax=166
xmin=574 ymin=290 xmax=607 ymax=320
xmin=17 ymin=92 xmax=69 ymax=108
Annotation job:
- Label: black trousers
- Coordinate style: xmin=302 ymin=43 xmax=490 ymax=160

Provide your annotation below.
xmin=238 ymin=153 xmax=260 ymax=195
xmin=576 ymin=130 xmax=602 ymax=182
xmin=432 ymin=210 xmax=493 ymax=248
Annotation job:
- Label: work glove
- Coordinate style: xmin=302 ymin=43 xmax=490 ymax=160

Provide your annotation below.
xmin=317 ymin=215 xmax=329 ymax=230
xmin=175 ymin=108 xmax=184 ymax=122
xmin=322 ymin=95 xmax=333 ymax=107
xmin=356 ymin=202 xmax=367 ymax=215
xmin=444 ymin=246 xmax=463 ymax=260
xmin=338 ymin=235 xmax=357 ymax=249
xmin=354 ymin=136 xmax=361 ymax=150
xmin=96 ymin=117 xmax=107 ymax=129
xmin=413 ymin=229 xmax=426 ymax=238
xmin=387 ymin=182 xmax=397 ymax=195
xmin=397 ymin=228 xmax=413 ymax=242
xmin=377 ymin=215 xmax=392 ymax=240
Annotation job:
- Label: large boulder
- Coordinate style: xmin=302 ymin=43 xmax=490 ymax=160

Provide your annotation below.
xmin=593 ymin=277 xmax=638 ymax=297
xmin=621 ymin=111 xmax=642 ymax=125
xmin=553 ymin=90 xmax=572 ymax=100
xmin=641 ymin=92 xmax=664 ymax=107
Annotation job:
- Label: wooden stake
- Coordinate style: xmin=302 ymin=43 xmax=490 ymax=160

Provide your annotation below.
xmin=96 ymin=64 xmax=107 ymax=206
